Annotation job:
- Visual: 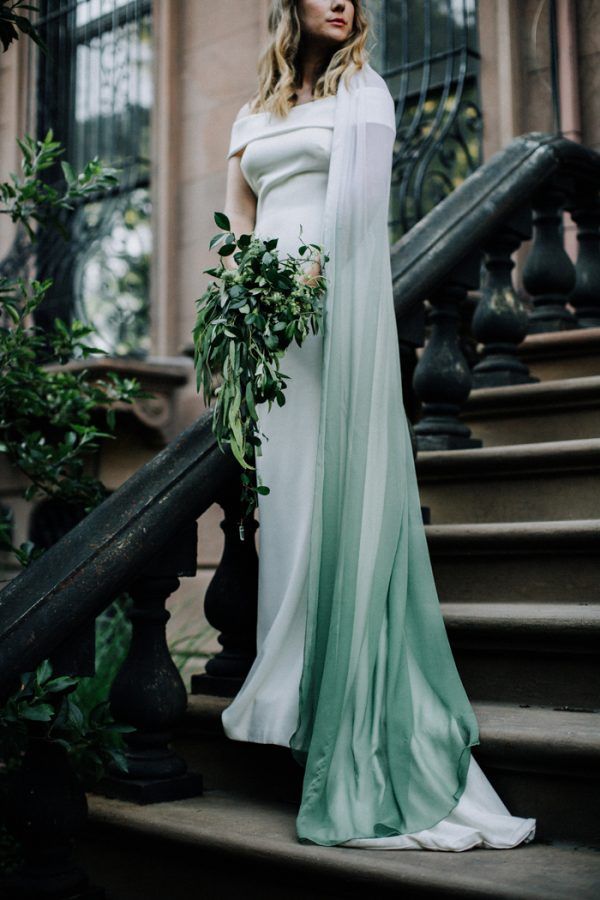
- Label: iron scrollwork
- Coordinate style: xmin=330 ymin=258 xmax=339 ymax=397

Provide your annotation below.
xmin=368 ymin=0 xmax=483 ymax=242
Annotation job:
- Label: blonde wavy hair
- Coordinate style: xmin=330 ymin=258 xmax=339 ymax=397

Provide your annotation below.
xmin=248 ymin=0 xmax=371 ymax=118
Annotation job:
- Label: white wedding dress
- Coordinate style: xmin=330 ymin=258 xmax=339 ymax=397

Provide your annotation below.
xmin=221 ymin=94 xmax=536 ymax=851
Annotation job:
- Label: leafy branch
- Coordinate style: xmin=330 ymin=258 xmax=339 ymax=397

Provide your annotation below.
xmin=0 ymin=1 xmax=46 ymax=55
xmin=0 ymin=131 xmax=147 ymax=567
xmin=0 ymin=659 xmax=133 ymax=788
xmin=0 ymin=130 xmax=120 ymax=241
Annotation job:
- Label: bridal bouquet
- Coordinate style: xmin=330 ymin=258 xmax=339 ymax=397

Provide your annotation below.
xmin=193 ymin=211 xmax=329 ymax=532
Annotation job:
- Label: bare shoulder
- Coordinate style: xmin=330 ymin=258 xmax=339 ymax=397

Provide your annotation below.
xmin=227 ymin=100 xmax=255 ymax=162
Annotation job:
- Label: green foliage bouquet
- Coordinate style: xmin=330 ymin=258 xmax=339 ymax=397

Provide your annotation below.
xmin=193 ymin=212 xmax=329 ymax=530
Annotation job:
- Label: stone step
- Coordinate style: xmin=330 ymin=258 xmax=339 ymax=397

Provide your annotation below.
xmin=172 ymin=696 xmax=600 ymax=849
xmin=187 ymin=603 xmax=600 ymax=710
xmin=442 ymin=601 xmax=600 ymax=708
xmin=427 ymin=519 xmax=600 ymax=603
xmin=79 ymin=789 xmax=600 ymax=900
xmin=517 ymin=327 xmax=600 ymax=381
xmin=460 ymin=375 xmax=600 ymax=446
xmin=417 ymin=438 xmax=600 ymax=524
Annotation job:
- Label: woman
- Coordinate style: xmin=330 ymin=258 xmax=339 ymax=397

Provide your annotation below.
xmin=218 ymin=0 xmax=536 ymax=851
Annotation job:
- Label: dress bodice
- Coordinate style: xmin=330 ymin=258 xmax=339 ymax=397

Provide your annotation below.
xmin=226 ymin=95 xmax=336 ymax=257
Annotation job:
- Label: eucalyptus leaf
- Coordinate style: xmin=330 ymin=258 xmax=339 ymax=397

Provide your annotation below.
xmin=214 ymin=211 xmax=231 ymax=231
xmin=20 ymin=703 xmax=54 ymax=722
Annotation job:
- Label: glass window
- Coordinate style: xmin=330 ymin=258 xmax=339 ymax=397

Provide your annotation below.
xmin=367 ymin=0 xmax=482 ymax=242
xmin=32 ymin=0 xmax=153 ymax=357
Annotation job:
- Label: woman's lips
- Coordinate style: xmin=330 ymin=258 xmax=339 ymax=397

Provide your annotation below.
xmin=328 ymin=20 xmax=346 ymax=26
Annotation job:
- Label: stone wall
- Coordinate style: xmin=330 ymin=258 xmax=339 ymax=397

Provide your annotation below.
xmin=577 ymin=0 xmax=600 ymax=151
xmin=175 ymin=0 xmax=268 ymax=359
xmin=0 ymin=37 xmax=30 ymax=262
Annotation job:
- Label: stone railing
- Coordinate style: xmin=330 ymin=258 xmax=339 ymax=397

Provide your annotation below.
xmin=391 ymin=132 xmax=600 ymax=450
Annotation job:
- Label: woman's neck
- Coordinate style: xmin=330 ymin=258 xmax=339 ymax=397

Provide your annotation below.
xmin=296 ymin=45 xmax=332 ymax=99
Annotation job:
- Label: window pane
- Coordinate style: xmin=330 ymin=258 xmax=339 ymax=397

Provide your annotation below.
xmin=33 ymin=0 xmax=153 ymax=357
xmin=74 ymin=188 xmax=151 ymax=356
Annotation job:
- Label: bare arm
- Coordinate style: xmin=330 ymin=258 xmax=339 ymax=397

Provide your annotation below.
xmin=220 ymin=102 xmax=257 ymax=272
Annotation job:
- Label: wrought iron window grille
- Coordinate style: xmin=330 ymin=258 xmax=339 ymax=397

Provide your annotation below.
xmin=30 ymin=0 xmax=154 ymax=358
xmin=367 ymin=0 xmax=483 ymax=242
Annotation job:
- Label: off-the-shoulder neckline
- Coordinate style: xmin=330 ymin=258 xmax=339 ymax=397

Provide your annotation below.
xmin=236 ymin=94 xmax=336 ymax=122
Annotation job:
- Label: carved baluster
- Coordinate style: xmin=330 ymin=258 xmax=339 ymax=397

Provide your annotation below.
xmin=472 ymin=209 xmax=538 ymax=388
xmin=568 ymin=197 xmax=600 ymax=328
xmin=524 ymin=184 xmax=578 ymax=333
xmin=395 ymin=301 xmax=426 ymax=425
xmin=413 ymin=254 xmax=483 ymax=451
xmin=191 ymin=479 xmax=258 ymax=698
xmin=102 ymin=523 xmax=203 ymax=803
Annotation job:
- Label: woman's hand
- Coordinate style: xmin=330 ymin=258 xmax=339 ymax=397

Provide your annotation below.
xmin=297 ymin=257 xmax=322 ymax=288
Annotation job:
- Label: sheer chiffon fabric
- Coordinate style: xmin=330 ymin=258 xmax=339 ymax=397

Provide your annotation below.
xmin=221 ymin=62 xmax=536 ymax=852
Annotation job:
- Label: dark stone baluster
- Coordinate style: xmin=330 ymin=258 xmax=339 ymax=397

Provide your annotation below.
xmin=524 ymin=184 xmax=578 ymax=333
xmin=413 ymin=254 xmax=483 ymax=451
xmin=192 ymin=479 xmax=258 ymax=698
xmin=395 ymin=301 xmax=426 ymax=425
xmin=568 ymin=197 xmax=600 ymax=327
xmin=472 ymin=209 xmax=538 ymax=388
xmin=398 ymin=342 xmax=420 ymax=425
xmin=102 ymin=523 xmax=203 ymax=803
xmin=2 ymin=733 xmax=104 ymax=899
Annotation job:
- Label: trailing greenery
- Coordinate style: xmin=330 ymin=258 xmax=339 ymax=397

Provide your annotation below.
xmin=193 ymin=211 xmax=329 ymax=523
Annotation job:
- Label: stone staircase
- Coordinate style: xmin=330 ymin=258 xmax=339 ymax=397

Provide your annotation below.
xmin=77 ymin=329 xmax=600 ymax=899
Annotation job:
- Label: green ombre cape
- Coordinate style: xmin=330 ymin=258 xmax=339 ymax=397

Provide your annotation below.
xmin=289 ymin=61 xmax=480 ymax=846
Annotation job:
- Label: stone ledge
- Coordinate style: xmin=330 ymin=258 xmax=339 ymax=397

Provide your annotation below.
xmin=425 ymin=518 xmax=600 ymax=554
xmin=416 ymin=438 xmax=600 ymax=479
xmin=518 ymin=327 xmax=600 ymax=361
xmin=463 ymin=375 xmax=600 ymax=416
xmin=181 ymin=695 xmax=600 ymax=775
xmin=442 ymin=601 xmax=600 ymax=649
